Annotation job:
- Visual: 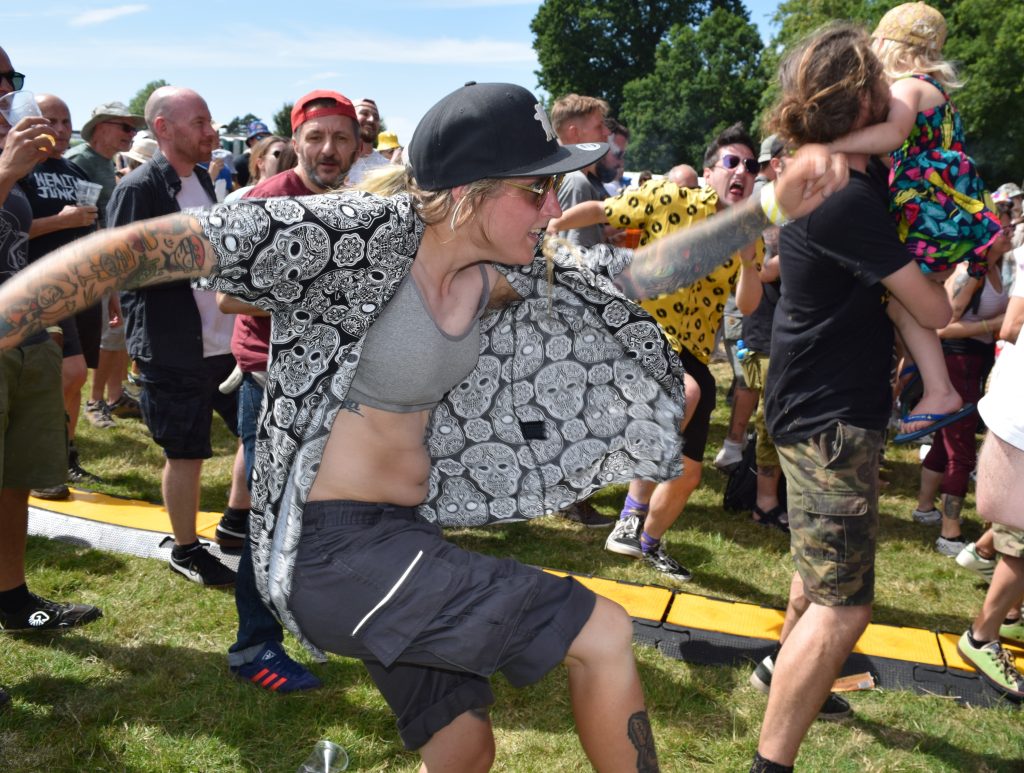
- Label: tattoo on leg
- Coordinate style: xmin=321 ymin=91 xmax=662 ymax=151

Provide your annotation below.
xmin=941 ymin=494 xmax=964 ymax=521
xmin=626 ymin=710 xmax=659 ymax=772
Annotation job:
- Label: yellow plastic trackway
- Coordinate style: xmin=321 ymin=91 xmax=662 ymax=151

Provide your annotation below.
xmin=29 ymin=488 xmax=1024 ymax=675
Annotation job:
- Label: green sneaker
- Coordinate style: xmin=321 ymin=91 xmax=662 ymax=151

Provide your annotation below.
xmin=999 ymin=618 xmax=1024 ymax=645
xmin=957 ymin=631 xmax=1024 ymax=698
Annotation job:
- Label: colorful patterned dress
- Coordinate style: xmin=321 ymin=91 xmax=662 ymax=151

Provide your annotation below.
xmin=889 ymin=74 xmax=1001 ymax=277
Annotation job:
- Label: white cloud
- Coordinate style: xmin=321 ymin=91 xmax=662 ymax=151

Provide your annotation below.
xmin=69 ymin=4 xmax=148 ymax=27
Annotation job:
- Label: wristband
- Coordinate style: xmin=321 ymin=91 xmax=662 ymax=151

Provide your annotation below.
xmin=760 ymin=181 xmax=792 ymax=227
xmin=981 ymin=318 xmax=991 ymax=335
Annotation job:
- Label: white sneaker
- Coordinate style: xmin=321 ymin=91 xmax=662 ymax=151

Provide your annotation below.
xmin=713 ymin=438 xmax=744 ymax=472
xmin=936 ymin=536 xmax=966 ymax=557
xmin=955 ymin=542 xmax=997 ymax=582
xmin=911 ymin=507 xmax=941 ymax=525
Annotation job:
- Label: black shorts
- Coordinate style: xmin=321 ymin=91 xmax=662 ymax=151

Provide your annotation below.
xmin=75 ymin=304 xmax=102 ymax=369
xmin=679 ymin=347 xmax=716 ymax=462
xmin=290 ymin=500 xmax=597 ymax=750
xmin=137 ymin=354 xmax=238 ymax=459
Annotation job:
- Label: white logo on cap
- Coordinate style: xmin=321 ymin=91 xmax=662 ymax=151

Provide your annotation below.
xmin=576 ymin=143 xmax=602 ymax=151
xmin=534 ymin=103 xmax=556 ymax=142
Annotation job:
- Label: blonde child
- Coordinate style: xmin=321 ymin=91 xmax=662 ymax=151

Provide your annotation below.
xmin=830 ymin=2 xmax=1002 ymax=443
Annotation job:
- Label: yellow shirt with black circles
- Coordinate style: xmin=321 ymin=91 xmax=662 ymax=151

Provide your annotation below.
xmin=604 ymin=179 xmax=763 ymax=365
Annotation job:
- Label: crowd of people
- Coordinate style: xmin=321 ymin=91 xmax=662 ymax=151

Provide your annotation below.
xmin=1 ymin=3 xmax=1023 ymax=769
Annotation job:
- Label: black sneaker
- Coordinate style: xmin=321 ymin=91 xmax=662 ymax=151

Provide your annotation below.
xmin=67 ymin=447 xmax=101 ymax=485
xmin=559 ymin=501 xmax=615 ymax=528
xmin=169 ymin=544 xmax=236 ymax=587
xmin=749 ymin=653 xmax=852 ymax=721
xmin=0 ymin=592 xmax=102 ymax=632
xmin=641 ymin=544 xmax=692 ymax=581
xmin=605 ymin=512 xmax=643 ymax=558
xmin=215 ymin=510 xmax=249 ymax=549
xmin=30 ymin=484 xmax=71 ymax=501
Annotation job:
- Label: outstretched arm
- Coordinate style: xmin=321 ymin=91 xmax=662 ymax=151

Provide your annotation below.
xmin=546 ymin=200 xmax=606 ymax=235
xmin=827 ymin=80 xmax=920 ymax=156
xmin=0 ymin=212 xmax=213 ymax=348
xmin=613 ymin=144 xmax=847 ymax=300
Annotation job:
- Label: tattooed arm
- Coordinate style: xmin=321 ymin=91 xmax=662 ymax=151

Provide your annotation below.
xmin=613 ymin=144 xmax=848 ymax=301
xmin=0 ymin=212 xmax=212 ymax=348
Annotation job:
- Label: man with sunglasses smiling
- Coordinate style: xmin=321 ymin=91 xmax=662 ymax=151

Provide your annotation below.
xmin=548 ymin=123 xmax=764 ymax=581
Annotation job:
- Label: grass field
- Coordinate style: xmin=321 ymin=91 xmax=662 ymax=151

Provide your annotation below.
xmin=1 ymin=365 xmax=1022 ymax=772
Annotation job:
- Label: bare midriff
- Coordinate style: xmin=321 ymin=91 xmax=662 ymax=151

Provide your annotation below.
xmin=308 ymin=403 xmax=433 ymax=507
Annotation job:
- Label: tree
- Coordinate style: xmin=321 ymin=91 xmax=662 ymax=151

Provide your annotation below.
xmin=531 ymin=0 xmax=747 ymax=113
xmin=223 ymin=113 xmax=262 ymax=136
xmin=620 ymin=8 xmax=765 ymax=172
xmin=272 ymin=102 xmax=294 ymax=139
xmin=127 ymin=79 xmax=169 ymax=118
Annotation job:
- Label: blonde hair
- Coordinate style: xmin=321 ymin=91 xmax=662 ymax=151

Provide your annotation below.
xmin=872 ymin=36 xmax=962 ymax=91
xmin=355 ymin=164 xmax=502 ymax=230
xmin=550 ymin=94 xmax=610 ymax=139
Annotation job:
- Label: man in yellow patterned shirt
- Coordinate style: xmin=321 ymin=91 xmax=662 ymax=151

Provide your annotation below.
xmin=549 ymin=122 xmax=764 ymax=580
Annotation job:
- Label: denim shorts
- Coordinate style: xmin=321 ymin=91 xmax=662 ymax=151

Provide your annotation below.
xmin=137 ymin=354 xmax=238 ymax=459
xmin=289 ymin=500 xmax=596 ymax=750
xmin=777 ymin=423 xmax=883 ymax=607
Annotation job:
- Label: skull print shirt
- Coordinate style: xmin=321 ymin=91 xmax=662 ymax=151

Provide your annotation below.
xmin=195 ymin=190 xmax=686 ymax=656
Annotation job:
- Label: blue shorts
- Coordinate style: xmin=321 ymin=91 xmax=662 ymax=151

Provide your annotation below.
xmin=137 ymin=355 xmax=238 ymax=459
xmin=289 ymin=500 xmax=596 ymax=750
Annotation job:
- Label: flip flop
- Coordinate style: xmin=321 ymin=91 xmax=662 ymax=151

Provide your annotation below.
xmin=752 ymin=504 xmax=790 ymax=533
xmin=894 ymin=403 xmax=978 ymax=444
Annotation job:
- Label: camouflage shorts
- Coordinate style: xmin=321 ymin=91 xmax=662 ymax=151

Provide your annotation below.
xmin=777 ymin=423 xmax=884 ymax=607
xmin=739 ymin=352 xmax=778 ymax=467
xmin=993 ymin=523 xmax=1024 ymax=559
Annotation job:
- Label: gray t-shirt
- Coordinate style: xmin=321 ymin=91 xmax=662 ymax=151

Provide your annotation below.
xmin=556 ymin=170 xmax=607 ymax=248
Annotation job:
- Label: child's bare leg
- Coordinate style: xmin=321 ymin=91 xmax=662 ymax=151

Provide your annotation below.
xmin=888 ymin=297 xmax=962 ymax=434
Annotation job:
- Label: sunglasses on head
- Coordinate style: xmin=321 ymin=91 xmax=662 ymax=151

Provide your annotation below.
xmin=0 ymin=71 xmax=25 ymax=91
xmin=716 ymin=153 xmax=759 ymax=175
xmin=504 ymin=174 xmax=565 ymax=208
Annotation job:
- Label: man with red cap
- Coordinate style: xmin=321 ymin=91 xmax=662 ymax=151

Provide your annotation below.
xmin=213 ymin=89 xmax=362 ymax=694
xmin=250 ymin=90 xmax=359 ymax=196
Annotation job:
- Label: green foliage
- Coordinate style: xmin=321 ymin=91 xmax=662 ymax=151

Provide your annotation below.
xmin=943 ymin=0 xmax=1024 ymax=183
xmin=621 ymin=9 xmax=765 ymax=171
xmin=127 ymin=79 xmax=169 ymax=118
xmin=272 ymin=101 xmax=294 ymax=139
xmin=531 ymin=0 xmax=747 ymax=114
xmin=221 ymin=112 xmax=261 ymax=136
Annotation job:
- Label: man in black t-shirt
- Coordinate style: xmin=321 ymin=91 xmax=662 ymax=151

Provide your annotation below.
xmin=749 ymin=26 xmax=953 ymax=773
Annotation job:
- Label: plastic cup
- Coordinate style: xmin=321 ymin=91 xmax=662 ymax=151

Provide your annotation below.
xmin=0 ymin=90 xmax=42 ymax=125
xmin=75 ymin=180 xmax=103 ymax=207
xmin=296 ymin=739 xmax=348 ymax=772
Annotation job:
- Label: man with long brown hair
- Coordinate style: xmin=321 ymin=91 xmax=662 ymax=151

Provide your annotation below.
xmin=749 ymin=23 xmax=953 ymax=772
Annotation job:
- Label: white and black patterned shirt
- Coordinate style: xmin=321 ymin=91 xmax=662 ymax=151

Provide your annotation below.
xmin=196 ymin=190 xmax=686 ymax=654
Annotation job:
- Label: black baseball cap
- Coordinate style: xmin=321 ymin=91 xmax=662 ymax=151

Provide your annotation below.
xmin=409 ymin=82 xmax=608 ymax=191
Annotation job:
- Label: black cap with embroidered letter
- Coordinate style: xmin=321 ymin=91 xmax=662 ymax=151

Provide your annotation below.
xmin=408 ymin=81 xmax=608 ymax=191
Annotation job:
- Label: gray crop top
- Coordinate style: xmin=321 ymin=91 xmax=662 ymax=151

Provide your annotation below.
xmin=346 ymin=264 xmax=490 ymax=413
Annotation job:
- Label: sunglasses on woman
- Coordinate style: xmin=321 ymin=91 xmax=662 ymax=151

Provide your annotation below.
xmin=716 ymin=153 xmax=759 ymax=175
xmin=504 ymin=174 xmax=565 ymax=208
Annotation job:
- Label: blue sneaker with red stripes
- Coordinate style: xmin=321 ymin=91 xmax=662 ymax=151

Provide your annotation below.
xmin=231 ymin=641 xmax=322 ymax=693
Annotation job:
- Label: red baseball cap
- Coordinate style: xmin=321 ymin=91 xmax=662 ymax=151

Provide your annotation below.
xmin=290 ymin=90 xmax=357 ymax=133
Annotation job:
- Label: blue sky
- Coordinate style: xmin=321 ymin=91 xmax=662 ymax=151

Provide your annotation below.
xmin=2 ymin=1 xmax=780 ymax=147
